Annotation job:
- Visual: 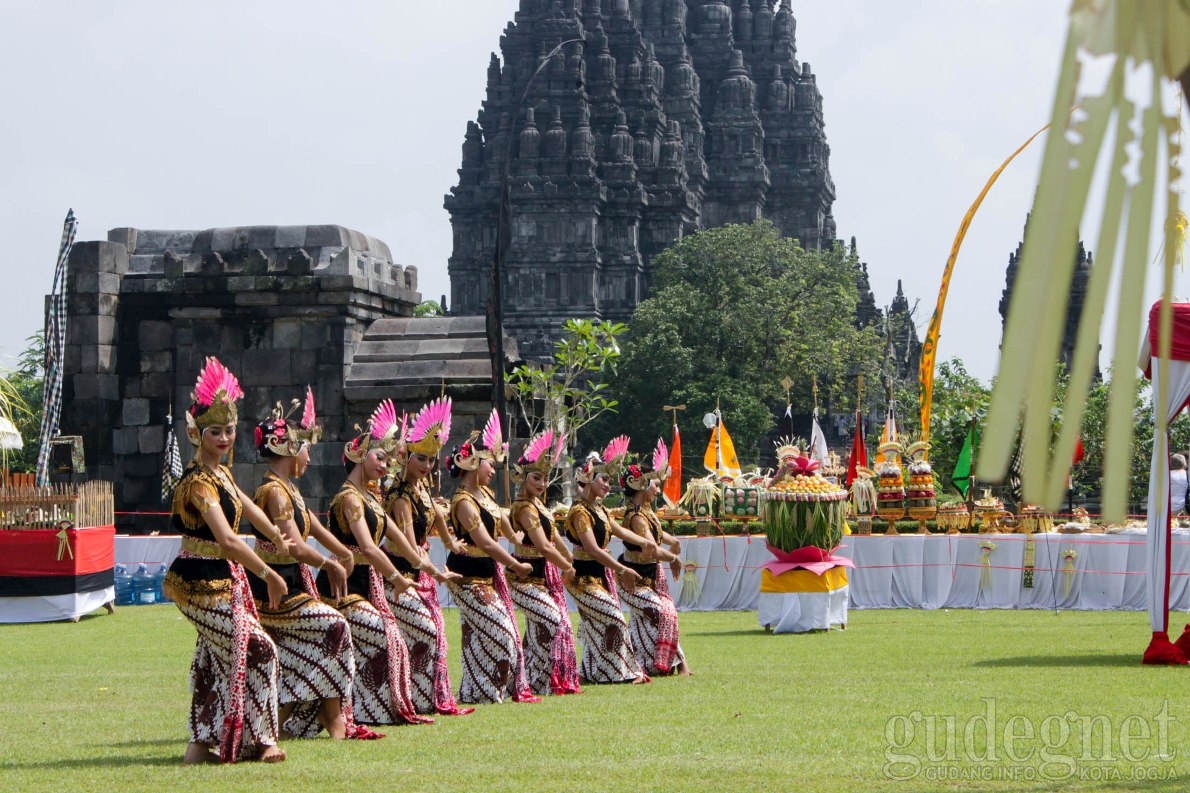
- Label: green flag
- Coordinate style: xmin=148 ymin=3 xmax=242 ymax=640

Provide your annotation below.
xmin=952 ymin=424 xmax=978 ymax=497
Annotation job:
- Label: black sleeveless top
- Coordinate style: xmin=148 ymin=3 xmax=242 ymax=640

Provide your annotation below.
xmin=168 ymin=462 xmax=241 ymax=583
xmin=249 ymin=472 xmax=312 ymax=606
xmin=384 ymin=478 xmax=433 ymax=575
xmin=317 ymin=481 xmax=384 ymax=598
xmin=512 ymin=497 xmax=556 ymax=579
xmin=565 ymin=500 xmax=611 ymax=580
xmin=447 ymin=488 xmax=498 ymax=579
xmin=619 ymin=503 xmax=663 ymax=583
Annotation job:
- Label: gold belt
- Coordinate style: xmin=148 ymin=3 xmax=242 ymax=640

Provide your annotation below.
xmin=573 ymin=549 xmax=603 ymax=562
xmin=514 ymin=545 xmax=543 ymax=558
xmin=455 ymin=545 xmax=488 ymax=558
xmin=254 ymin=545 xmax=297 ymax=565
xmin=180 ymin=536 xmax=230 ymax=560
xmin=623 ymin=551 xmax=655 ymax=564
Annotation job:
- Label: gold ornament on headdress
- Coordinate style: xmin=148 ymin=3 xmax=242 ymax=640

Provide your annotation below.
xmin=258 ymin=386 xmax=322 ymax=458
xmin=512 ymin=429 xmax=565 ymax=483
xmin=344 ymin=399 xmax=400 ymax=464
xmin=185 ymin=357 xmax=244 ymax=446
xmin=404 ymin=395 xmax=452 ymax=458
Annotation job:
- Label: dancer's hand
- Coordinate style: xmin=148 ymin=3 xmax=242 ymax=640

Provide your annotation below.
xmin=433 ymin=568 xmax=462 ymax=584
xmin=325 ymin=558 xmax=348 ymax=600
xmin=266 ymin=571 xmax=288 ymax=610
xmin=513 ymin=561 xmax=533 ymax=579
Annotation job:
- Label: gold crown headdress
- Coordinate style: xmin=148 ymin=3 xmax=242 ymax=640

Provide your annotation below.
xmin=403 ymin=395 xmax=452 ymax=458
xmin=185 ymin=356 xmax=244 ymax=445
xmin=448 ymin=408 xmax=507 ymax=472
xmin=576 ymin=435 xmax=630 ymax=485
xmin=512 ymin=429 xmax=566 ymax=483
xmin=622 ymin=437 xmax=671 ymax=491
xmin=255 ymin=386 xmax=322 ymax=458
xmin=343 ymin=399 xmax=401 ymax=464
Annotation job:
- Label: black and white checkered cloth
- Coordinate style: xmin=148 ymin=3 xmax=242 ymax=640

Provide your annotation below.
xmin=35 ymin=209 xmax=77 ymax=487
xmin=161 ymin=410 xmax=183 ymax=503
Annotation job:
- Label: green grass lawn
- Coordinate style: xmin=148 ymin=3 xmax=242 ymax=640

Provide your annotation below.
xmin=2 ymin=606 xmax=1190 ymax=792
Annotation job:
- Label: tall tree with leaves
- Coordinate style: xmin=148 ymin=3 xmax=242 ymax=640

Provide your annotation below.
xmin=594 ymin=220 xmax=881 ymax=467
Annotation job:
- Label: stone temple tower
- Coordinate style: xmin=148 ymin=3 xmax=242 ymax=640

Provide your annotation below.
xmin=999 ymin=221 xmax=1099 ymax=381
xmin=445 ymin=0 xmax=837 ymax=359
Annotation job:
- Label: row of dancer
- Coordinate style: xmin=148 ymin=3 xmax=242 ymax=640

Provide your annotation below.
xmin=164 ymin=357 xmax=689 ymax=766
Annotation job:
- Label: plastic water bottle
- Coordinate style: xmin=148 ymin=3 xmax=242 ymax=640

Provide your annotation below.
xmin=154 ymin=564 xmax=171 ymax=604
xmin=114 ymin=564 xmax=133 ymax=607
xmin=132 ymin=563 xmax=157 ymax=605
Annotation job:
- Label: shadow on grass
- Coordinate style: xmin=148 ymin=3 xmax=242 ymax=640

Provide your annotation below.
xmin=2 ymin=754 xmax=179 ymax=770
xmin=973 ymin=654 xmax=1139 ymax=668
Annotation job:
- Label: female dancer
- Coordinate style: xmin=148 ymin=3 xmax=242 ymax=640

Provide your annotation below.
xmin=445 ymin=409 xmax=538 ymax=704
xmin=250 ymin=388 xmax=372 ymax=740
xmin=163 ymin=356 xmax=289 ymax=764
xmin=508 ymin=429 xmax=581 ymax=696
xmin=564 ymin=436 xmax=657 ymax=684
xmin=384 ymin=395 xmax=473 ymax=716
xmin=619 ymin=439 xmax=691 ymax=677
xmin=315 ymin=400 xmax=432 ymax=727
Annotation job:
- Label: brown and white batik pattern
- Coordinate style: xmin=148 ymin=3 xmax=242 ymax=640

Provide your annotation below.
xmin=256 ymin=598 xmax=355 ymax=737
xmin=179 ymin=597 xmax=279 ymax=754
xmin=565 ymin=575 xmax=644 ymax=684
xmin=336 ymin=598 xmax=406 ymax=725
xmin=620 ymin=579 xmax=685 ymax=676
xmin=509 ymin=577 xmax=574 ymax=695
xmin=447 ymin=579 xmax=520 ymax=704
xmin=385 ymin=584 xmax=440 ymax=714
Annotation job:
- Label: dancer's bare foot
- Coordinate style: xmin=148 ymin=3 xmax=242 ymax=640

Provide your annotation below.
xmin=678 ymin=660 xmax=694 ymax=676
xmin=631 ymin=674 xmax=651 ymax=685
xmin=258 ymin=745 xmax=286 ymax=763
xmin=182 ymin=742 xmax=218 ymax=765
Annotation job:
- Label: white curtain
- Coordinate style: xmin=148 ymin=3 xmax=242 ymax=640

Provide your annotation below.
xmin=1146 ymin=359 xmax=1190 ymax=632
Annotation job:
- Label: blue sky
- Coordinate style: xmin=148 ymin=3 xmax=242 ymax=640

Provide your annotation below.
xmin=1 ymin=0 xmax=1185 ymax=383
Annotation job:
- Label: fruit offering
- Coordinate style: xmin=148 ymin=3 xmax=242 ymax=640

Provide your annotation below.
xmin=762 ymin=455 xmax=848 ymax=552
xmin=904 ymin=441 xmax=937 ymax=521
xmin=875 ymin=442 xmax=906 ymax=521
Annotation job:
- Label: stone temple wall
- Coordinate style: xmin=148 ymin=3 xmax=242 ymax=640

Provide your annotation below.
xmin=60 ymin=224 xmax=424 ymax=533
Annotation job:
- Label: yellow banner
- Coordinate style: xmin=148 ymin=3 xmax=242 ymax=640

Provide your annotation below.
xmin=918 ymin=122 xmax=1051 ymax=446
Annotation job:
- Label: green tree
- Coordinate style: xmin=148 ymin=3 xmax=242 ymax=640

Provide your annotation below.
xmin=924 ymin=358 xmax=991 ymax=498
xmin=414 ymin=300 xmax=444 ymax=317
xmin=595 ymin=220 xmax=881 ymax=467
xmin=1 ymin=332 xmax=43 ymax=473
xmin=506 ymin=318 xmax=625 ymax=456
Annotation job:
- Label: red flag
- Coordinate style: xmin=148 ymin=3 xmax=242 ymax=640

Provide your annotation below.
xmin=846 ymin=410 xmax=867 ymax=485
xmin=664 ymin=423 xmax=682 ymax=505
xmin=1073 ymin=436 xmax=1085 ymax=465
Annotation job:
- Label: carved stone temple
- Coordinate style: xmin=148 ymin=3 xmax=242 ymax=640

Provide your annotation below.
xmin=59 ymin=226 xmax=517 ymax=532
xmin=446 ymin=0 xmax=838 ymax=358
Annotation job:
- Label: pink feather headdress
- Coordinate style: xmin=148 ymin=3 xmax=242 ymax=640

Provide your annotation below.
xmin=622 ymin=437 xmax=671 ymax=492
xmin=404 ymin=396 xmax=452 ymax=457
xmin=513 ymin=429 xmax=567 ymax=481
xmin=254 ymin=385 xmax=322 ymax=458
xmin=451 ymin=407 xmax=507 ymax=472
xmin=344 ymin=399 xmax=401 ymax=464
xmin=185 ymin=356 xmax=244 ymax=444
xmin=575 ymin=434 xmax=631 ymax=485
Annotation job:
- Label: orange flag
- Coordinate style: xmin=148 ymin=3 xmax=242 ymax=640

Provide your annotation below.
xmin=664 ymin=423 xmax=682 ymax=505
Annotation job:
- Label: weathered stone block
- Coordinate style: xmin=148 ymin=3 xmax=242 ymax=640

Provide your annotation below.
xmin=304 ymin=225 xmax=347 ymax=248
xmin=140 ymin=351 xmax=172 ymax=374
xmin=122 ymin=398 xmax=151 ymax=426
xmin=243 ymin=348 xmax=292 ymax=386
xmin=137 ymin=320 xmax=173 ymax=352
xmin=72 ymin=373 xmax=119 ymax=400
xmin=235 ymin=291 xmax=280 ymax=307
xmin=138 ymin=425 xmax=164 ymax=454
xmin=112 ymin=427 xmax=139 ymax=455
xmin=272 ymin=319 xmax=302 ymax=349
xmin=275 ymin=226 xmax=306 ymax=249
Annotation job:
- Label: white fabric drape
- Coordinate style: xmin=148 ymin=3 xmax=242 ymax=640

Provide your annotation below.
xmin=1145 ymin=358 xmax=1190 ymax=631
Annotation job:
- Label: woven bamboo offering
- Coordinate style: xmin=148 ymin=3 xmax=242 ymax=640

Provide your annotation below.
xmin=935 ymin=504 xmax=971 ymax=533
xmin=1017 ymin=506 xmax=1054 ymax=534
